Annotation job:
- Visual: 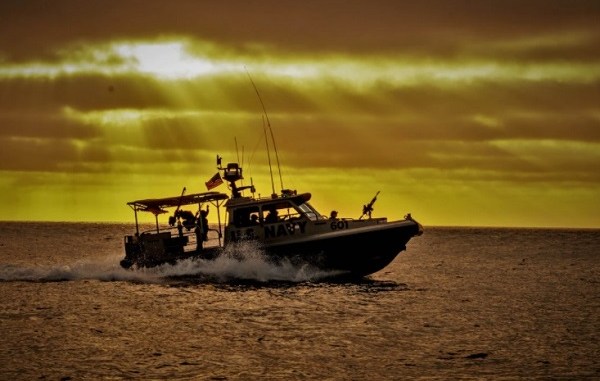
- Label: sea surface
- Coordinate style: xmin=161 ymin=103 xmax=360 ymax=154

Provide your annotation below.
xmin=0 ymin=222 xmax=599 ymax=380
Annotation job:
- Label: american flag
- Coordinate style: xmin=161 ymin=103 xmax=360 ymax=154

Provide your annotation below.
xmin=205 ymin=172 xmax=223 ymax=190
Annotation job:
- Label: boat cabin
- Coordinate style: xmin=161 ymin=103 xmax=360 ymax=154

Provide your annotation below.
xmin=223 ymin=192 xmax=323 ymax=244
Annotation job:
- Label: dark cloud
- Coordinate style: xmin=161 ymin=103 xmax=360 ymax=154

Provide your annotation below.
xmin=1 ymin=67 xmax=598 ymax=178
xmin=0 ymin=112 xmax=102 ymax=140
xmin=2 ymin=75 xmax=599 ymax=139
xmin=1 ymin=0 xmax=599 ymax=61
xmin=0 ymin=136 xmax=80 ymax=172
xmin=0 ymin=74 xmax=310 ymax=115
xmin=0 ymin=76 xmax=171 ymax=112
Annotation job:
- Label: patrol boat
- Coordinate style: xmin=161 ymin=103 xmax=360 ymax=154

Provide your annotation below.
xmin=121 ymin=156 xmax=423 ymax=277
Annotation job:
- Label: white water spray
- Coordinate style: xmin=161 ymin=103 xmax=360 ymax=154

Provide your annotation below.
xmin=0 ymin=242 xmax=341 ymax=283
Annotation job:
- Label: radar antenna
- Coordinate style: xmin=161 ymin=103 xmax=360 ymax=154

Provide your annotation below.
xmin=217 ymin=155 xmax=255 ymax=199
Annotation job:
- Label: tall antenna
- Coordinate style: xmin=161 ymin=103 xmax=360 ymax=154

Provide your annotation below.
xmin=241 ymin=145 xmax=245 ymax=169
xmin=263 ymin=115 xmax=276 ymax=196
xmin=245 ymin=67 xmax=284 ymax=193
xmin=234 ymin=137 xmax=244 ymax=187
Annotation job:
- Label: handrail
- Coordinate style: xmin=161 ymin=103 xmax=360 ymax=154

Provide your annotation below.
xmin=137 ymin=225 xmax=222 ymax=248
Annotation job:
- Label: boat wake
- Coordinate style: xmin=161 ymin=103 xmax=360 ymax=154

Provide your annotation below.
xmin=0 ymin=242 xmax=342 ymax=284
xmin=159 ymin=241 xmax=343 ymax=283
xmin=0 ymin=256 xmax=152 ymax=283
xmin=139 ymin=240 xmax=343 ymax=283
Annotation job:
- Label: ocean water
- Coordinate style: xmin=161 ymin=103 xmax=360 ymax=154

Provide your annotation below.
xmin=0 ymin=222 xmax=599 ymax=380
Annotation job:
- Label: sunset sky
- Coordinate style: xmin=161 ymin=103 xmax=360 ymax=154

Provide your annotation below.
xmin=1 ymin=0 xmax=599 ymax=227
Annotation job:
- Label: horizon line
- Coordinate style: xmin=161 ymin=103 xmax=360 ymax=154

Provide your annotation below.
xmin=1 ymin=219 xmax=598 ymax=230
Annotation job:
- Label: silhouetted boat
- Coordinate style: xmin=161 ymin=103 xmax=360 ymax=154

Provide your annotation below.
xmin=120 ymin=157 xmax=423 ymax=277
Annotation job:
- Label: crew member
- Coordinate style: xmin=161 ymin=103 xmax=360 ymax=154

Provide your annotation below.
xmin=199 ymin=206 xmax=209 ymax=242
xmin=265 ymin=208 xmax=278 ymax=223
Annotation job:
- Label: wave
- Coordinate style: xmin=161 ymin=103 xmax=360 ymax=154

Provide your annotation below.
xmin=156 ymin=240 xmax=341 ymax=282
xmin=0 ymin=241 xmax=340 ymax=283
xmin=0 ymin=257 xmax=153 ymax=283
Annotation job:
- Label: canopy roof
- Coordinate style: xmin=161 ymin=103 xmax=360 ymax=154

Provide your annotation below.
xmin=225 ymin=192 xmax=311 ymax=208
xmin=128 ymin=192 xmax=229 ymax=214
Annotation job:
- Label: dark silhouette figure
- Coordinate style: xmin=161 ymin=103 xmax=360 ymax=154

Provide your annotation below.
xmin=265 ymin=208 xmax=278 ymax=223
xmin=200 ymin=207 xmax=209 ymax=242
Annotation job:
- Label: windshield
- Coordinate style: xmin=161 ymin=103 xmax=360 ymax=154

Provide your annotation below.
xmin=297 ymin=202 xmax=320 ymax=221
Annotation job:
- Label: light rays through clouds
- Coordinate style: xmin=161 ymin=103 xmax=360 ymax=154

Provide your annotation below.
xmin=0 ymin=0 xmax=599 ymax=227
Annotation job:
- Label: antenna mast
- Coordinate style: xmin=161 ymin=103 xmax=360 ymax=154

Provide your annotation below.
xmin=235 ymin=137 xmax=244 ymax=186
xmin=263 ymin=115 xmax=276 ymax=196
xmin=245 ymin=68 xmax=284 ymax=193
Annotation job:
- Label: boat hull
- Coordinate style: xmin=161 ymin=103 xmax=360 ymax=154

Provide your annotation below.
xmin=121 ymin=220 xmax=421 ymax=278
xmin=264 ymin=220 xmax=421 ymax=277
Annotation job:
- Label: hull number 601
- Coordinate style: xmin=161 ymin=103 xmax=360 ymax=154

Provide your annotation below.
xmin=330 ymin=220 xmax=349 ymax=230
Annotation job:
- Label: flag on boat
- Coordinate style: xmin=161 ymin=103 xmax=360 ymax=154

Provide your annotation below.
xmin=205 ymin=172 xmax=223 ymax=190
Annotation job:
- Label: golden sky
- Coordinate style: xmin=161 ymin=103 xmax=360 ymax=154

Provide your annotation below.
xmin=1 ymin=0 xmax=599 ymax=227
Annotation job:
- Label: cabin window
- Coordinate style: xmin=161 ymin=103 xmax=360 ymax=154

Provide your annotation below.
xmin=231 ymin=206 xmax=260 ymax=227
xmin=261 ymin=202 xmax=303 ymax=223
xmin=296 ymin=202 xmax=320 ymax=221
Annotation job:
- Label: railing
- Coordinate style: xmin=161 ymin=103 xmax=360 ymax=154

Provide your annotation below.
xmin=126 ymin=224 xmax=223 ymax=251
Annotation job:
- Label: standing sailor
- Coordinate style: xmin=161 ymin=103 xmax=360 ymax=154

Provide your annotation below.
xmin=201 ymin=207 xmax=209 ymax=241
